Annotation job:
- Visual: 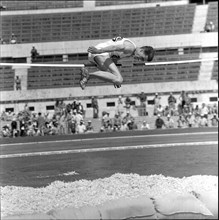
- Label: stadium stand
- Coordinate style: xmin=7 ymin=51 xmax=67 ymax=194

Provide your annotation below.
xmin=95 ymin=0 xmax=185 ymax=7
xmin=0 ymin=66 xmax=15 ymax=91
xmin=0 ymin=1 xmax=83 ymax=11
xmin=25 ymin=45 xmax=205 ymax=90
xmin=206 ymin=1 xmax=218 ymax=31
xmin=1 ymin=4 xmax=196 ymax=44
xmin=27 ymin=67 xmax=79 ymax=90
xmin=27 ymin=61 xmax=201 ymax=90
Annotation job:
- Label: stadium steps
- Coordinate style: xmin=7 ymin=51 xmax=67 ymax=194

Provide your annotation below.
xmin=192 ymin=4 xmax=208 ymax=33
xmin=211 ymin=61 xmax=218 ymax=80
xmin=198 ymin=53 xmax=217 ymax=81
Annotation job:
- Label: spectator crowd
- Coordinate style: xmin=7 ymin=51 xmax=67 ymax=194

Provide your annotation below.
xmin=1 ymin=92 xmax=218 ymax=138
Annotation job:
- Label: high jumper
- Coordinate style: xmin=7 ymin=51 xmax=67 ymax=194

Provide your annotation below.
xmin=80 ymin=36 xmax=155 ymax=90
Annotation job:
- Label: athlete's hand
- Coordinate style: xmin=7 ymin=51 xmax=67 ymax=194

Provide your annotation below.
xmin=87 ymin=46 xmax=100 ymax=54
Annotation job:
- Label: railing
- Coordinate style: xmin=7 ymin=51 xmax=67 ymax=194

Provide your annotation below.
xmin=0 ymin=1 xmax=83 ymax=11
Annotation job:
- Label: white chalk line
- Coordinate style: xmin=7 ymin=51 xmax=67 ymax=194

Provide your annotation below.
xmin=0 ymin=141 xmax=217 ymax=159
xmin=0 ymin=131 xmax=217 ymax=147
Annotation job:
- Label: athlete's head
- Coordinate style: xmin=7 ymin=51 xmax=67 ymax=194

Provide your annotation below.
xmin=134 ymin=46 xmax=155 ymax=62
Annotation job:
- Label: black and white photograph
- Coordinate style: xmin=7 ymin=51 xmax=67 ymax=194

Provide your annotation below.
xmin=0 ymin=0 xmax=218 ymax=219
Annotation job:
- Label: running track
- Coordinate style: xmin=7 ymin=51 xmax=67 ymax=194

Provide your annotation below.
xmin=0 ymin=127 xmax=218 ymax=187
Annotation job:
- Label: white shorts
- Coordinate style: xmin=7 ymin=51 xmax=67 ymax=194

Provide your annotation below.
xmin=88 ymin=52 xmax=110 ymax=65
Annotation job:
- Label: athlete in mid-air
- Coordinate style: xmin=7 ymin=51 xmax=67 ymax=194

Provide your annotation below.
xmin=80 ymin=36 xmax=155 ymax=90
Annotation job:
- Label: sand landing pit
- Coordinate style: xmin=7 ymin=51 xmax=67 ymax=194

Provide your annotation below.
xmin=1 ymin=173 xmax=218 ymax=219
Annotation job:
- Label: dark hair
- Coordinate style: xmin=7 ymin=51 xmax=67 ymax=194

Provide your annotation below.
xmin=141 ymin=46 xmax=155 ymax=62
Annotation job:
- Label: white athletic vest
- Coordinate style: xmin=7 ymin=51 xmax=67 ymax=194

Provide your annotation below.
xmin=95 ymin=37 xmax=137 ymax=59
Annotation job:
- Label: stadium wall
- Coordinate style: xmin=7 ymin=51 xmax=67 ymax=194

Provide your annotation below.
xmin=1 ymin=33 xmax=217 ymax=58
xmin=1 ymin=0 xmax=189 ymax=16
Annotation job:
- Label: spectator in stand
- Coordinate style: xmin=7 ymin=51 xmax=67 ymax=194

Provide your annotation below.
xmin=43 ymin=122 xmax=51 ymax=136
xmin=200 ymin=103 xmax=209 ymax=119
xmin=127 ymin=118 xmax=138 ymax=130
xmin=86 ymin=120 xmax=94 ymax=133
xmin=0 ymin=4 xmax=7 ymax=10
xmin=155 ymin=114 xmax=165 ymax=129
xmin=44 ymin=112 xmax=50 ymax=123
xmin=102 ymin=112 xmax=113 ymax=132
xmin=141 ymin=120 xmax=150 ymax=130
xmin=113 ymin=113 xmax=122 ymax=131
xmin=20 ymin=119 xmax=26 ymax=136
xmin=1 ymin=111 xmax=7 ymax=121
xmin=1 ymin=37 xmax=6 ymax=44
xmin=77 ymin=101 xmax=84 ymax=115
xmin=199 ymin=114 xmax=208 ymax=127
xmin=165 ymin=114 xmax=175 ymax=129
xmin=177 ymin=115 xmax=186 ymax=128
xmin=192 ymin=114 xmax=200 ymax=128
xmin=50 ymin=122 xmax=58 ymax=135
xmin=71 ymin=100 xmax=77 ymax=112
xmin=58 ymin=112 xmax=66 ymax=135
xmin=156 ymin=104 xmax=164 ymax=116
xmin=123 ymin=112 xmax=134 ymax=125
xmin=186 ymin=112 xmax=195 ymax=128
xmin=7 ymin=110 xmax=13 ymax=121
xmin=70 ymin=109 xmax=77 ymax=134
xmin=32 ymin=119 xmax=38 ymax=135
xmin=91 ymin=96 xmax=99 ymax=118
xmin=11 ymin=118 xmax=18 ymax=137
xmin=193 ymin=105 xmax=200 ymax=117
xmin=75 ymin=110 xmax=84 ymax=127
xmin=10 ymin=33 xmax=17 ymax=44
xmin=211 ymin=114 xmax=219 ymax=127
xmin=183 ymin=103 xmax=191 ymax=117
xmin=204 ymin=21 xmax=215 ymax=32
xmin=76 ymin=120 xmax=86 ymax=134
xmin=120 ymin=119 xmax=129 ymax=131
xmin=153 ymin=93 xmax=161 ymax=115
xmin=168 ymin=92 xmax=177 ymax=116
xmin=66 ymin=111 xmax=72 ymax=134
xmin=37 ymin=112 xmax=45 ymax=136
xmin=212 ymin=103 xmax=218 ymax=115
xmin=164 ymin=105 xmax=170 ymax=117
xmin=117 ymin=95 xmax=124 ymax=116
xmin=31 ymin=46 xmax=39 ymax=62
xmin=125 ymin=96 xmax=132 ymax=113
xmin=2 ymin=125 xmax=11 ymax=137
xmin=26 ymin=121 xmax=36 ymax=136
xmin=178 ymin=90 xmax=187 ymax=113
xmin=137 ymin=92 xmax=147 ymax=116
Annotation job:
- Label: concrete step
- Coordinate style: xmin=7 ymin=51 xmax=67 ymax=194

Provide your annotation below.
xmin=192 ymin=5 xmax=208 ymax=33
xmin=198 ymin=53 xmax=216 ymax=81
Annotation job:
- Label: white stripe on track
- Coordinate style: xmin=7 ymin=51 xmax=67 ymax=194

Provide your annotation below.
xmin=0 ymin=131 xmax=217 ymax=147
xmin=0 ymin=141 xmax=217 ymax=159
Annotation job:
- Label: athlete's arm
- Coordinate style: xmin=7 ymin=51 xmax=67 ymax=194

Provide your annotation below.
xmin=88 ymin=37 xmax=134 ymax=54
xmin=88 ymin=44 xmax=125 ymax=54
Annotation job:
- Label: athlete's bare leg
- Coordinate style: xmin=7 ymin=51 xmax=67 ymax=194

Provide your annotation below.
xmin=80 ymin=55 xmax=123 ymax=89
